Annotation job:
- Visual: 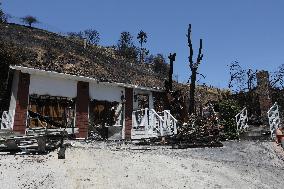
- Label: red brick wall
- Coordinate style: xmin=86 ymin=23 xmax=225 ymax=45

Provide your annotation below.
xmin=13 ymin=72 xmax=30 ymax=134
xmin=124 ymin=88 xmax=133 ymax=139
xmin=76 ymin=81 xmax=89 ymax=138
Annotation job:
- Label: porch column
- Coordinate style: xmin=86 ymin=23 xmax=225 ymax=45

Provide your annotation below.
xmin=13 ymin=72 xmax=30 ymax=134
xmin=124 ymin=88 xmax=133 ymax=139
xmin=76 ymin=81 xmax=89 ymax=138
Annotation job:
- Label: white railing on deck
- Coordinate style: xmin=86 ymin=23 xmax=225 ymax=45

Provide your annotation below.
xmin=267 ymin=102 xmax=280 ymax=139
xmin=164 ymin=110 xmax=177 ymax=135
xmin=131 ymin=108 xmax=177 ymax=139
xmin=0 ymin=111 xmax=13 ymax=129
xmin=150 ymin=109 xmax=166 ymax=137
xmin=235 ymin=107 xmax=249 ymax=132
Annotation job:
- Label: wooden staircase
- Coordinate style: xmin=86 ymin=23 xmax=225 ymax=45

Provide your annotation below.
xmin=131 ymin=108 xmax=177 ymax=140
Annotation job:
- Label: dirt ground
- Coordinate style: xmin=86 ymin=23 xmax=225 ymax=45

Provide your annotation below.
xmin=0 ymin=141 xmax=283 ymax=189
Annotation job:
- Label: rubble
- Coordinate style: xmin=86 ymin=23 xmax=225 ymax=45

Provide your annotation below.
xmin=0 ymin=128 xmax=67 ymax=155
xmin=0 ymin=110 xmax=70 ymax=156
xmin=172 ymin=114 xmax=222 ymax=148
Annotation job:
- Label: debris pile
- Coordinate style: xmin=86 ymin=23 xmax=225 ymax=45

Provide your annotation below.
xmin=0 ymin=110 xmax=70 ymax=157
xmin=0 ymin=128 xmax=67 ymax=155
xmin=172 ymin=114 xmax=223 ymax=148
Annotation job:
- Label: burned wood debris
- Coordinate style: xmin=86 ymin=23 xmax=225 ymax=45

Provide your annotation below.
xmin=0 ymin=129 xmax=67 ymax=157
xmin=155 ymin=71 xmax=226 ymax=148
xmin=171 ymin=111 xmax=222 ymax=149
xmin=0 ymin=110 xmax=70 ymax=157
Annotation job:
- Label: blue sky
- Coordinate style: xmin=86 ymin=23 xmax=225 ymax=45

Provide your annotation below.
xmin=2 ymin=0 xmax=284 ymax=88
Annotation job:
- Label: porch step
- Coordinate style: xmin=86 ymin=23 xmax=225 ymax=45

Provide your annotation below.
xmin=131 ymin=128 xmax=174 ymax=139
xmin=239 ymin=125 xmax=271 ymax=141
xmin=131 ymin=130 xmax=158 ymax=139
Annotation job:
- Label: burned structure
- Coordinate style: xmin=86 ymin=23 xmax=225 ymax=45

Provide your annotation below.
xmin=3 ymin=66 xmax=164 ymax=140
xmin=0 ymin=23 xmax=177 ymax=140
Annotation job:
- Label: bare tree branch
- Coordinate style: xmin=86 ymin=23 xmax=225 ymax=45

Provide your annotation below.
xmin=187 ymin=24 xmax=194 ymax=70
xmin=196 ymin=39 xmax=203 ymax=65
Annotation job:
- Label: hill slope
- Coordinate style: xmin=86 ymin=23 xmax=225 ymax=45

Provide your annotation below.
xmin=0 ymin=23 xmax=167 ymax=89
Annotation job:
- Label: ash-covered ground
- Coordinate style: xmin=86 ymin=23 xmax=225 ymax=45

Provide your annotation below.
xmin=0 ymin=141 xmax=283 ymax=189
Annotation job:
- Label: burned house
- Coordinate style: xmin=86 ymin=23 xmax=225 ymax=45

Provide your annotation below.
xmin=0 ymin=23 xmax=174 ymax=140
xmin=5 ymin=66 xmax=161 ymax=139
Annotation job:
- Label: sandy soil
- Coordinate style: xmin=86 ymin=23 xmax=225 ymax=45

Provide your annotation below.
xmin=0 ymin=141 xmax=283 ymax=189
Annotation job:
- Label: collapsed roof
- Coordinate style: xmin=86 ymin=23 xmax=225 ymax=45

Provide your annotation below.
xmin=0 ymin=23 xmax=168 ymax=90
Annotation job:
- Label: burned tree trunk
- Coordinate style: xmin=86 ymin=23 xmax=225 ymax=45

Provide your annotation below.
xmin=189 ymin=68 xmax=197 ymax=114
xmin=187 ymin=24 xmax=203 ymax=115
xmin=168 ymin=53 xmax=176 ymax=91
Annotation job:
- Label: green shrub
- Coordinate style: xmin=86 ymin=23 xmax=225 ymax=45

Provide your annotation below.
xmin=219 ymin=99 xmax=241 ymax=140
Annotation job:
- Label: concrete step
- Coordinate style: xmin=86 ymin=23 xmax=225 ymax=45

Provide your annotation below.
xmin=239 ymin=125 xmax=271 ymax=141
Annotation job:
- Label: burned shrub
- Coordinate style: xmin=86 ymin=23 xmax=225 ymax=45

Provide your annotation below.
xmin=174 ymin=114 xmax=222 ymax=147
xmin=0 ymin=41 xmax=18 ymax=114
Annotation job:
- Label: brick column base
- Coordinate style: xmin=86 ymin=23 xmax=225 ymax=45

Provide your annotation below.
xmin=76 ymin=81 xmax=89 ymax=138
xmin=124 ymin=88 xmax=133 ymax=139
xmin=13 ymin=72 xmax=30 ymax=134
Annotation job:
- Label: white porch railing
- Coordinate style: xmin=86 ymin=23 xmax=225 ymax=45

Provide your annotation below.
xmin=0 ymin=111 xmax=13 ymax=129
xmin=131 ymin=108 xmax=177 ymax=139
xmin=163 ymin=110 xmax=178 ymax=135
xmin=267 ymin=102 xmax=280 ymax=139
xmin=235 ymin=107 xmax=249 ymax=132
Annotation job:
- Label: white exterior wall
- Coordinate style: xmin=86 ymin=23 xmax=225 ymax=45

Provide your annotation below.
xmin=133 ymin=89 xmax=154 ymax=110
xmin=8 ymin=70 xmax=20 ymax=129
xmin=29 ymin=74 xmax=77 ymax=98
xmin=89 ymin=83 xmax=124 ymax=102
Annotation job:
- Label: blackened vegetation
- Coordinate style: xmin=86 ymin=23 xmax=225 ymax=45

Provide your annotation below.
xmin=117 ymin=31 xmax=139 ymax=61
xmin=67 ymin=29 xmax=100 ymax=46
xmin=228 ymin=61 xmax=257 ymax=93
xmin=167 ymin=89 xmax=188 ymax=124
xmin=0 ymin=41 xmax=17 ymax=115
xmin=172 ymin=114 xmax=222 ymax=148
xmin=227 ymin=62 xmax=262 ymax=124
xmin=137 ymin=30 xmax=148 ymax=63
xmin=227 ymin=62 xmax=284 ymax=125
xmin=21 ymin=15 xmax=38 ymax=27
xmin=231 ymin=91 xmax=261 ymax=125
xmin=270 ymin=64 xmax=284 ymax=89
xmin=270 ymin=87 xmax=284 ymax=118
xmin=152 ymin=54 xmax=168 ymax=75
xmin=0 ymin=23 xmax=169 ymax=89
xmin=0 ymin=3 xmax=7 ymax=23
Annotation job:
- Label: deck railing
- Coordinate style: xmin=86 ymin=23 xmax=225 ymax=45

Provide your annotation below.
xmin=131 ymin=108 xmax=177 ymax=139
